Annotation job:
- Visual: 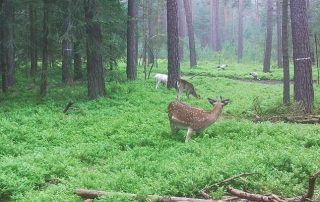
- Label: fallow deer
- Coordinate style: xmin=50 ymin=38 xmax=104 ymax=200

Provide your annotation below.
xmin=155 ymin=73 xmax=168 ymax=89
xmin=176 ymin=79 xmax=200 ymax=100
xmin=168 ymin=97 xmax=230 ymax=143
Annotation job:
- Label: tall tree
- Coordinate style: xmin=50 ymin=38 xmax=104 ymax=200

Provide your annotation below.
xmin=147 ymin=0 xmax=154 ymax=65
xmin=263 ymin=0 xmax=273 ymax=73
xmin=166 ymin=0 xmax=180 ymax=88
xmin=29 ymin=3 xmax=37 ymax=83
xmin=238 ymin=0 xmax=244 ymax=63
xmin=290 ymin=0 xmax=314 ymax=113
xmin=276 ymin=0 xmax=283 ymax=68
xmin=210 ymin=0 xmax=220 ymax=51
xmin=127 ymin=0 xmax=137 ymax=80
xmin=177 ymin=0 xmax=185 ymax=61
xmin=183 ymin=0 xmax=197 ymax=67
xmin=40 ymin=0 xmax=49 ymax=97
xmin=0 ymin=0 xmax=7 ymax=93
xmin=282 ymin=0 xmax=290 ymax=105
xmin=62 ymin=0 xmax=73 ymax=85
xmin=3 ymin=0 xmax=15 ymax=86
xmin=84 ymin=0 xmax=105 ymax=99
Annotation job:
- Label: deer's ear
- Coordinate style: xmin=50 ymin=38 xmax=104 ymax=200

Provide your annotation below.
xmin=208 ymin=98 xmax=216 ymax=104
xmin=222 ymin=99 xmax=230 ymax=106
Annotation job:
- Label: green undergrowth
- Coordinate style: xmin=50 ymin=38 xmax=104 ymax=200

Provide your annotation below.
xmin=0 ymin=61 xmax=320 ymax=201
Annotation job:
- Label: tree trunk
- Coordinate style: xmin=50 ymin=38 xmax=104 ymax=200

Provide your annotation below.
xmin=290 ymin=0 xmax=314 ymax=113
xmin=210 ymin=0 xmax=220 ymax=51
xmin=73 ymin=41 xmax=83 ymax=81
xmin=177 ymin=0 xmax=185 ymax=61
xmin=147 ymin=0 xmax=154 ymax=65
xmin=40 ymin=0 xmax=49 ymax=97
xmin=183 ymin=0 xmax=197 ymax=67
xmin=3 ymin=0 xmax=15 ymax=86
xmin=62 ymin=0 xmax=73 ymax=85
xmin=238 ymin=0 xmax=244 ymax=63
xmin=127 ymin=0 xmax=137 ymax=80
xmin=29 ymin=3 xmax=37 ymax=83
xmin=282 ymin=0 xmax=290 ymax=105
xmin=84 ymin=0 xmax=105 ymax=99
xmin=263 ymin=0 xmax=273 ymax=73
xmin=167 ymin=0 xmax=180 ymax=88
xmin=276 ymin=0 xmax=283 ymax=68
xmin=0 ymin=0 xmax=7 ymax=93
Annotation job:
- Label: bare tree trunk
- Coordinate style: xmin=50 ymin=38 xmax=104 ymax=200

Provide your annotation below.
xmin=255 ymin=0 xmax=260 ymax=25
xmin=277 ymin=0 xmax=283 ymax=68
xmin=29 ymin=3 xmax=37 ymax=83
xmin=183 ymin=0 xmax=196 ymax=67
xmin=210 ymin=0 xmax=219 ymax=51
xmin=167 ymin=0 xmax=180 ymax=88
xmin=62 ymin=0 xmax=73 ymax=85
xmin=0 ymin=0 xmax=8 ymax=93
xmin=238 ymin=0 xmax=244 ymax=63
xmin=177 ymin=0 xmax=185 ymax=61
xmin=127 ymin=0 xmax=137 ymax=80
xmin=263 ymin=0 xmax=273 ymax=73
xmin=3 ymin=0 xmax=15 ymax=86
xmin=147 ymin=0 xmax=154 ymax=65
xmin=40 ymin=0 xmax=49 ymax=97
xmin=84 ymin=0 xmax=105 ymax=99
xmin=282 ymin=0 xmax=290 ymax=105
xmin=290 ymin=0 xmax=314 ymax=113
xmin=73 ymin=41 xmax=82 ymax=81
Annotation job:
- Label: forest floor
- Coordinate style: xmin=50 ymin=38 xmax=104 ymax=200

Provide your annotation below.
xmin=0 ymin=60 xmax=320 ymax=201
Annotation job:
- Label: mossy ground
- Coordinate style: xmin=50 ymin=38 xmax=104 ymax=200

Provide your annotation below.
xmin=0 ymin=60 xmax=320 ymax=201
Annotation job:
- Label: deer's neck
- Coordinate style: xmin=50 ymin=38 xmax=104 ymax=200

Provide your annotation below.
xmin=208 ymin=104 xmax=224 ymax=123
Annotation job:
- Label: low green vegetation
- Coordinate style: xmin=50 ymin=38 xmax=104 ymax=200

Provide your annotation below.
xmin=0 ymin=62 xmax=320 ymax=201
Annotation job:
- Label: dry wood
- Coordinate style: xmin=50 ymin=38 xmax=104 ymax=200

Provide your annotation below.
xmin=227 ymin=187 xmax=287 ymax=202
xmin=75 ymin=189 xmax=224 ymax=202
xmin=255 ymin=115 xmax=320 ymax=124
xmin=63 ymin=101 xmax=74 ymax=113
xmin=302 ymin=171 xmax=320 ymax=201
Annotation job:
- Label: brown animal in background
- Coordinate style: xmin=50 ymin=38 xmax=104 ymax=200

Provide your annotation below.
xmin=168 ymin=97 xmax=230 ymax=143
xmin=176 ymin=79 xmax=200 ymax=100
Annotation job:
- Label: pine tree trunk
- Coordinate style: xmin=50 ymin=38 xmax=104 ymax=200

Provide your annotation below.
xmin=282 ymin=0 xmax=290 ymax=105
xmin=84 ymin=0 xmax=105 ymax=99
xmin=290 ymin=0 xmax=314 ymax=113
xmin=0 ymin=0 xmax=7 ymax=93
xmin=3 ymin=0 xmax=15 ymax=86
xmin=73 ymin=41 xmax=82 ymax=81
xmin=167 ymin=0 xmax=180 ymax=88
xmin=29 ymin=3 xmax=37 ymax=83
xmin=127 ymin=0 xmax=137 ymax=80
xmin=276 ymin=0 xmax=283 ymax=68
xmin=147 ymin=0 xmax=154 ymax=65
xmin=238 ymin=0 xmax=244 ymax=63
xmin=263 ymin=0 xmax=273 ymax=73
xmin=183 ymin=0 xmax=197 ymax=67
xmin=62 ymin=0 xmax=73 ymax=85
xmin=177 ymin=0 xmax=185 ymax=61
xmin=214 ymin=0 xmax=221 ymax=51
xmin=40 ymin=0 xmax=49 ymax=97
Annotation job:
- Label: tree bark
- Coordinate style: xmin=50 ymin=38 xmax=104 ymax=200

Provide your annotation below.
xmin=73 ymin=40 xmax=82 ymax=81
xmin=62 ymin=0 xmax=73 ymax=85
xmin=29 ymin=3 xmax=37 ymax=83
xmin=290 ymin=0 xmax=314 ymax=113
xmin=167 ymin=0 xmax=180 ymax=88
xmin=183 ymin=0 xmax=197 ymax=68
xmin=0 ymin=0 xmax=7 ymax=93
xmin=147 ymin=0 xmax=154 ymax=65
xmin=40 ymin=0 xmax=49 ymax=97
xmin=277 ymin=0 xmax=283 ymax=68
xmin=3 ymin=0 xmax=15 ymax=86
xmin=84 ymin=0 xmax=106 ymax=99
xmin=238 ymin=0 xmax=244 ymax=63
xmin=210 ymin=0 xmax=220 ymax=51
xmin=127 ymin=0 xmax=137 ymax=80
xmin=263 ymin=0 xmax=273 ymax=73
xmin=177 ymin=0 xmax=185 ymax=61
xmin=282 ymin=0 xmax=290 ymax=105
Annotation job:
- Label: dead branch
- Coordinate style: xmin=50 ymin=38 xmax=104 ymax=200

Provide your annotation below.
xmin=75 ymin=189 xmax=222 ymax=202
xmin=227 ymin=187 xmax=287 ymax=202
xmin=302 ymin=171 xmax=320 ymax=201
xmin=63 ymin=101 xmax=74 ymax=113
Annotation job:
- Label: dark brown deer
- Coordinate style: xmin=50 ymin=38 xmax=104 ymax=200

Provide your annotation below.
xmin=176 ymin=79 xmax=200 ymax=100
xmin=168 ymin=97 xmax=230 ymax=142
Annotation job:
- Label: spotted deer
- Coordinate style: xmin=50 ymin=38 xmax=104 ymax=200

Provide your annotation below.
xmin=168 ymin=97 xmax=230 ymax=143
xmin=176 ymin=79 xmax=200 ymax=100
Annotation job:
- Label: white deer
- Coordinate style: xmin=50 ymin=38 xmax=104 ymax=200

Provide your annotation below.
xmin=155 ymin=73 xmax=168 ymax=89
xmin=168 ymin=97 xmax=230 ymax=143
xmin=176 ymin=79 xmax=200 ymax=100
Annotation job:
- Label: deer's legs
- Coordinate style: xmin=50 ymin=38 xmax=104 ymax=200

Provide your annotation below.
xmin=156 ymin=81 xmax=160 ymax=89
xmin=170 ymin=122 xmax=179 ymax=135
xmin=176 ymin=89 xmax=182 ymax=101
xmin=185 ymin=128 xmax=194 ymax=143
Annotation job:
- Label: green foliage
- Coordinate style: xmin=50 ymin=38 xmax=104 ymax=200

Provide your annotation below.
xmin=1 ymin=61 xmax=320 ymax=201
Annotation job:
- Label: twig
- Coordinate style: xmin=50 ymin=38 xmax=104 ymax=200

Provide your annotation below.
xmin=302 ymin=170 xmax=320 ymax=201
xmin=63 ymin=101 xmax=74 ymax=113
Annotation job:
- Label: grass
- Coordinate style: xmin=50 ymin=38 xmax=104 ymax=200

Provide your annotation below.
xmin=0 ymin=60 xmax=320 ymax=201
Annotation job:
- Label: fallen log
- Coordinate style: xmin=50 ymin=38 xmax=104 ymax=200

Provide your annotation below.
xmin=63 ymin=101 xmax=74 ymax=113
xmin=74 ymin=189 xmax=224 ymax=202
xmin=227 ymin=187 xmax=288 ymax=202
